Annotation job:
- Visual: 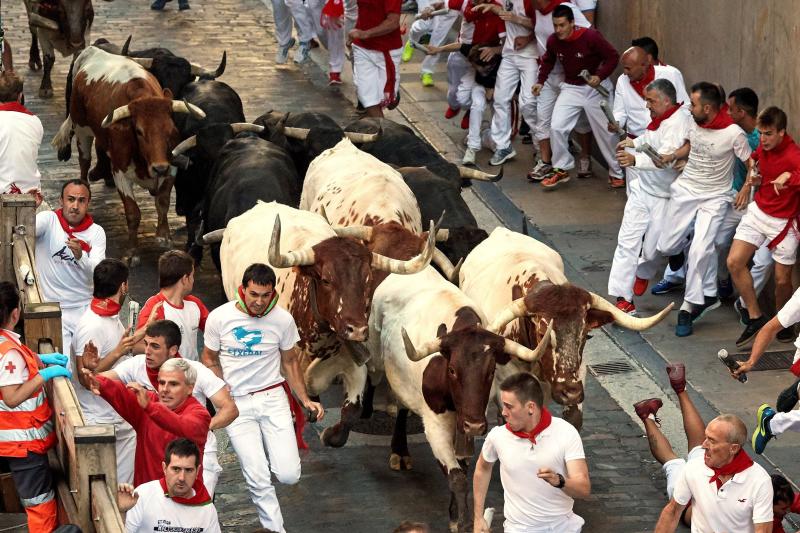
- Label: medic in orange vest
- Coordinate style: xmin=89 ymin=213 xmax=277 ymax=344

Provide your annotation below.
xmin=0 ymin=281 xmax=72 ymax=532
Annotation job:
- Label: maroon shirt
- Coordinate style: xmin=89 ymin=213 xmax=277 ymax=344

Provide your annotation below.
xmin=537 ymin=27 xmax=619 ymax=86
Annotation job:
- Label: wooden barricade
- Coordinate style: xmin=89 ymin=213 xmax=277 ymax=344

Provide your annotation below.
xmin=0 ymin=194 xmax=124 ymax=532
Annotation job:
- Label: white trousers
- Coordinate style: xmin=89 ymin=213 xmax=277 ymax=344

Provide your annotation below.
xmin=534 ymin=74 xmax=591 ymax=143
xmin=608 ymin=179 xmax=669 ymax=300
xmin=770 ymin=410 xmax=800 ymax=436
xmin=62 ymin=304 xmax=88 ymax=371
xmin=447 ymin=51 xmax=470 ymax=110
xmin=352 ymin=45 xmax=402 ymax=108
xmin=306 ymin=0 xmax=346 ymax=72
xmin=269 ymin=0 xmax=316 ymax=46
xmin=490 ymin=53 xmax=538 ymax=151
xmin=550 ymin=82 xmax=623 ymax=178
xmin=505 ymin=512 xmax=584 ymax=533
xmin=409 ymin=10 xmax=460 ymax=74
xmin=456 ymin=70 xmax=487 ymax=150
xmin=657 ymin=183 xmax=732 ymax=306
xmin=226 ymin=388 xmax=301 ymax=532
xmin=202 ymin=432 xmax=223 ymax=497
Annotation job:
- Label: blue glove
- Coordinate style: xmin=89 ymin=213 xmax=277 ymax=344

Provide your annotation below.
xmin=39 ymin=365 xmax=72 ymax=382
xmin=39 ymin=353 xmax=68 ymax=367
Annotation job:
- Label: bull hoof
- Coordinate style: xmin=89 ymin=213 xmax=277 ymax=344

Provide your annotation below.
xmin=87 ymin=167 xmax=111 ymax=184
xmin=123 ymin=254 xmax=141 ymax=268
xmin=448 ymin=521 xmax=458 ymax=533
xmin=38 ymin=87 xmax=54 ymax=98
xmin=389 ymin=453 xmax=401 ymax=471
xmin=320 ymin=425 xmax=349 ymax=448
xmin=57 ymin=146 xmax=72 ymax=162
xmin=562 ymin=405 xmax=583 ymax=431
xmin=401 ymin=455 xmax=412 ymax=470
xmin=29 ymin=57 xmax=42 ymax=71
xmin=188 ymin=244 xmax=204 ymax=265
xmin=155 ymin=236 xmax=174 ymax=249
xmin=103 ymin=176 xmax=115 ymax=188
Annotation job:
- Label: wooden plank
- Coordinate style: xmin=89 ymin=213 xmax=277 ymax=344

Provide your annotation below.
xmin=23 ymin=302 xmax=64 ymax=355
xmin=90 ymin=479 xmax=125 ymax=533
xmin=13 ymin=233 xmax=42 ymax=306
xmin=75 ymin=425 xmax=118 ymax=533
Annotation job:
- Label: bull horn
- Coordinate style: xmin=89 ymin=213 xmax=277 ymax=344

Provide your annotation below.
xmin=332 ymin=225 xmax=373 ymax=241
xmin=402 ymin=328 xmax=442 ymax=362
xmin=190 ymin=51 xmax=227 ymax=79
xmin=27 ymin=13 xmax=60 ymax=31
xmin=317 ymin=205 xmax=330 ymax=223
xmin=268 ymin=215 xmax=316 ymax=268
xmin=172 ymin=100 xmax=206 ymax=120
xmin=503 ymin=319 xmax=554 ymax=362
xmin=129 ymin=57 xmax=154 ymax=69
xmin=230 ymin=123 xmax=264 ymax=134
xmin=343 ymin=131 xmax=379 ymax=143
xmin=101 ymin=105 xmax=131 ymax=128
xmin=371 ymin=221 xmax=435 ymax=274
xmin=487 ymin=297 xmax=528 ymax=334
xmin=200 ymin=228 xmax=225 ymax=245
xmin=435 ymin=229 xmax=450 ymax=241
xmin=458 ymin=165 xmax=503 ymax=182
xmin=521 ymin=215 xmax=530 ymax=236
xmin=121 ymin=35 xmax=132 ymax=56
xmin=172 ymin=135 xmax=197 ymax=157
xmin=283 ymin=127 xmax=310 ymax=140
xmin=432 ymin=248 xmax=460 ymax=283
xmin=589 ymin=293 xmax=674 ymax=331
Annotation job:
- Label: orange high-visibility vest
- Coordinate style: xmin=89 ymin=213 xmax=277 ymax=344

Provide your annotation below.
xmin=0 ymin=333 xmax=56 ymax=458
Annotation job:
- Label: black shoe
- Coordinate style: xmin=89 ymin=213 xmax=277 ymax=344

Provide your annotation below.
xmin=777 ymin=378 xmax=800 ymax=412
xmin=675 ymin=310 xmax=693 ymax=337
xmin=690 ymin=296 xmax=720 ymax=323
xmin=735 ymin=300 xmax=751 ymax=326
xmin=778 ymin=327 xmax=795 ymax=343
xmin=736 ymin=315 xmax=769 ymax=348
xmin=668 ymin=252 xmax=685 ymax=272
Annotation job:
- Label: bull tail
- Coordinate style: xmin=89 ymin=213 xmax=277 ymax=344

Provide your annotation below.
xmin=65 ymin=56 xmax=76 ymax=117
xmin=52 ymin=116 xmax=74 ymax=161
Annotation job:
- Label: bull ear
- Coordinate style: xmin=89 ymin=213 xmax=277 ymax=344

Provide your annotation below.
xmin=436 ymin=323 xmax=448 ymax=338
xmin=163 ymin=88 xmax=174 ymax=99
xmin=586 ymin=309 xmax=614 ymax=329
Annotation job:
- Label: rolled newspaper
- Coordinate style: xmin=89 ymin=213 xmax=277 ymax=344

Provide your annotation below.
xmin=415 ymin=8 xmax=449 ymax=19
xmin=409 ymin=40 xmax=432 ymax=54
xmin=484 ymin=507 xmax=495 ymax=527
xmin=634 ymin=142 xmax=664 ymax=165
xmin=127 ymin=300 xmax=140 ymax=356
xmin=579 ymin=69 xmax=609 ymax=98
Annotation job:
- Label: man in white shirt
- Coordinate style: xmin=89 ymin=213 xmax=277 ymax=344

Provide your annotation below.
xmin=137 ymin=250 xmax=209 ymax=361
xmin=0 ymin=71 xmax=43 ymax=199
xmin=473 ymin=372 xmax=590 ymax=533
xmin=403 ymin=0 xmax=460 ymax=87
xmin=654 ymin=414 xmax=773 ymax=533
xmin=119 ymin=438 xmax=220 ymax=533
xmin=609 ymin=79 xmax=692 ymax=314
xmin=87 ymin=319 xmax=237 ymax=497
xmin=202 ymin=263 xmax=324 ymax=533
xmin=656 ymin=82 xmax=752 ymax=337
xmin=35 ymin=179 xmax=106 ymax=358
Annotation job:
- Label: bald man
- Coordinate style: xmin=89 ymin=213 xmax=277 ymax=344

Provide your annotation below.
xmin=654 ymin=414 xmax=773 ymax=533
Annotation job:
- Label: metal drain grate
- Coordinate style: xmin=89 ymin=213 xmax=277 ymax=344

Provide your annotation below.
xmin=588 ymin=359 xmax=637 ymax=377
xmin=731 ymin=350 xmax=794 ymax=371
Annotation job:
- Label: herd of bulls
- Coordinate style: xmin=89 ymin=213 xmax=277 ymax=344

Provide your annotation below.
xmin=44 ymin=34 xmax=675 ymax=532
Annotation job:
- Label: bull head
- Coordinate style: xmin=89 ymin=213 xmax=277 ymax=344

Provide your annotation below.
xmin=190 ymin=51 xmax=227 ymax=79
xmin=171 ymin=123 xmax=265 ymax=158
xmin=59 ymin=0 xmax=93 ymax=49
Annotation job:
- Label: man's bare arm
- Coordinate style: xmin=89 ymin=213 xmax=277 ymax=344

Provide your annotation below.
xmin=201 ymin=347 xmax=224 ymax=379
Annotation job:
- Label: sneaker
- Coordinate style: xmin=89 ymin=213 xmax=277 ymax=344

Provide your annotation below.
xmin=690 ymin=296 xmax=721 ymax=323
xmin=615 ymin=297 xmax=636 ymax=314
xmin=421 ymin=72 xmax=434 ymax=87
xmin=778 ymin=327 xmax=795 ymax=343
xmin=462 ymin=147 xmax=476 ymax=165
xmin=633 ymin=398 xmax=663 ymax=424
xmin=666 ymin=363 xmax=686 ymax=394
xmin=752 ymin=404 xmax=775 ymax=454
xmin=541 ymin=168 xmax=570 ymax=189
xmin=609 ymin=176 xmax=626 ymax=188
xmin=445 ymin=106 xmax=460 ymax=119
xmin=735 ymin=314 xmax=769 ymax=348
xmin=460 ymin=110 xmax=470 ymax=130
xmin=527 ymin=160 xmax=553 ymax=182
xmin=577 ymin=157 xmax=592 ymax=178
xmin=328 ymin=72 xmax=342 ymax=85
xmin=401 ymin=0 xmax=417 ymax=12
xmin=294 ymin=41 xmax=311 ymax=64
xmin=777 ymin=378 xmax=800 ymax=412
xmin=734 ymin=300 xmax=751 ymax=326
xmin=675 ymin=310 xmax=692 ymax=337
xmin=275 ymin=37 xmax=296 ymax=65
xmin=633 ymin=276 xmax=649 ymax=297
xmin=651 ymin=278 xmax=684 ymax=295
xmin=178 ymin=0 xmax=190 ymax=9
xmin=717 ymin=276 xmax=734 ymax=300
xmin=489 ymin=147 xmax=516 ymax=166
xmin=150 ymin=0 xmax=167 ymax=9
xmin=402 ymin=41 xmax=414 ymax=62
xmin=668 ymin=252 xmax=685 ymax=272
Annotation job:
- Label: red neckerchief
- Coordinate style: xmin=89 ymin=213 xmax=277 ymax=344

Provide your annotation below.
xmin=236 ymin=285 xmax=279 ymax=318
xmin=0 ymin=102 xmax=34 ymax=116
xmin=630 ymin=64 xmax=655 ymax=99
xmin=146 ymin=353 xmax=183 ymax=390
xmin=699 ymin=104 xmax=735 ymax=130
xmin=158 ymin=477 xmax=212 ymax=506
xmin=563 ymin=26 xmax=587 ymax=42
xmin=55 ymin=208 xmax=94 ymax=253
xmin=708 ymin=450 xmax=754 ymax=489
xmin=647 ymin=103 xmax=682 ymax=131
xmin=90 ymin=298 xmax=121 ymax=317
xmin=536 ymin=0 xmax=567 ymax=14
xmin=321 ymin=0 xmax=343 ymax=18
xmin=505 ymin=406 xmax=552 ymax=445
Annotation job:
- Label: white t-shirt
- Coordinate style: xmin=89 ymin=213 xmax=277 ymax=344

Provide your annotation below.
xmin=138 ymin=293 xmax=209 ymax=361
xmin=481 ymin=418 xmax=586 ymax=530
xmin=672 ymin=454 xmax=773 ymax=533
xmin=630 ymin=108 xmax=694 ymax=198
xmin=677 ymin=123 xmax=752 ymax=196
xmin=203 ymin=301 xmax=299 ymax=397
xmin=0 ymin=108 xmax=43 ymax=195
xmin=124 ymin=479 xmax=221 ymax=533
xmin=35 ymin=211 xmax=106 ymax=309
xmin=501 ymin=0 xmax=537 ymax=58
xmin=0 ymin=330 xmax=29 ymax=387
xmin=776 ymin=288 xmax=800 ymax=349
xmin=71 ymin=307 xmax=128 ymax=423
xmin=613 ymin=64 xmax=690 ymax=137
xmin=572 ymin=0 xmax=596 ymax=10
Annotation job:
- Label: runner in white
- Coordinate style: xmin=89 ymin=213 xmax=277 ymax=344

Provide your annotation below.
xmin=119 ymin=438 xmax=220 ymax=533
xmin=403 ymin=0 xmax=460 ymax=86
xmin=35 ymin=179 xmax=106 ymax=361
xmin=443 ymin=0 xmax=473 ymax=123
xmin=572 ymin=0 xmax=594 ymax=23
xmin=0 ymin=71 xmax=43 ymax=198
xmin=270 ymin=0 xmax=318 ymax=64
xmin=473 ymin=372 xmax=590 ymax=533
xmin=137 ymin=250 xmax=209 ymax=361
xmin=202 ymin=263 xmax=324 ymax=532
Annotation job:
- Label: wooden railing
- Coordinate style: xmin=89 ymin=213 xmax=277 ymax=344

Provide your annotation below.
xmin=1 ymin=194 xmax=124 ymax=532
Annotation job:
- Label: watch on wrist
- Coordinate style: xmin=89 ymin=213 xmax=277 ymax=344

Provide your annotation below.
xmin=555 ymin=473 xmax=566 ymax=489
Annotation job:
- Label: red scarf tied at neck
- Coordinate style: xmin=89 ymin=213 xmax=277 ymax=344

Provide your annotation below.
xmin=158 ymin=477 xmax=212 ymax=506
xmin=647 ymin=103 xmax=683 ymax=131
xmin=506 ymin=405 xmax=552 ymax=445
xmin=537 ymin=0 xmax=568 ymax=14
xmin=564 ymin=26 xmax=588 ymax=43
xmin=236 ymin=285 xmax=279 ymax=318
xmin=146 ymin=354 xmax=183 ymax=390
xmin=90 ymin=298 xmax=121 ymax=317
xmin=0 ymin=102 xmax=34 ymax=116
xmin=630 ymin=64 xmax=656 ymax=99
xmin=699 ymin=103 xmax=735 ymax=130
xmin=55 ymin=208 xmax=94 ymax=253
xmin=708 ymin=449 xmax=754 ymax=489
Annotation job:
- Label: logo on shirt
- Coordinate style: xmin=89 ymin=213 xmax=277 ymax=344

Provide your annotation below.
xmin=230 ymin=326 xmax=263 ymax=357
xmin=52 ymin=246 xmax=79 ymax=266
xmin=154 ymin=519 xmax=206 ymax=532
xmin=738 ymin=498 xmax=747 ymax=503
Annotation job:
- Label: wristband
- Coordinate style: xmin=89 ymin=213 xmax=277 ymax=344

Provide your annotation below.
xmin=555 ymin=473 xmax=566 ymax=489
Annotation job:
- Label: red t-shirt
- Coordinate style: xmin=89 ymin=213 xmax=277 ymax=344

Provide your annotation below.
xmin=752 ymin=134 xmax=800 ymax=219
xmin=464 ymin=2 xmax=506 ymax=45
xmin=354 ymin=0 xmax=402 ymax=51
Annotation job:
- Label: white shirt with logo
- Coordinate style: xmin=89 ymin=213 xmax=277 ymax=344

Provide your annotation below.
xmin=481 ymin=417 xmax=586 ymax=531
xmin=138 ymin=293 xmax=209 ymax=361
xmin=124 ymin=479 xmax=221 ymax=533
xmin=34 ymin=211 xmax=106 ymax=309
xmin=677 ymin=123 xmax=752 ymax=196
xmin=203 ymin=301 xmax=300 ymax=397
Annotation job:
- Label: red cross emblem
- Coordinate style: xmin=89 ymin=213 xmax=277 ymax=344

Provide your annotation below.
xmin=4 ymin=361 xmax=16 ymax=374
